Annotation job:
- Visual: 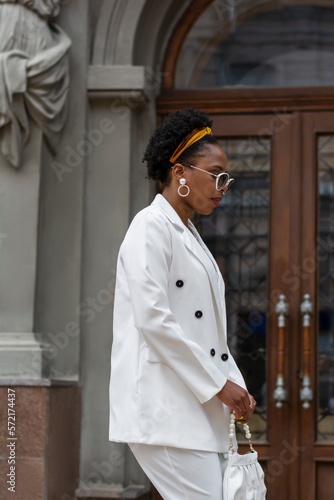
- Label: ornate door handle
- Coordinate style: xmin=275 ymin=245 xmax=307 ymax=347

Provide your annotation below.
xmin=273 ymin=294 xmax=289 ymax=408
xmin=300 ymin=293 xmax=313 ymax=409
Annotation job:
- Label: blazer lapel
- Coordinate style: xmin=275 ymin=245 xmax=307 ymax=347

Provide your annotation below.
xmin=152 ymin=194 xmax=204 ymax=264
xmin=152 ymin=195 xmax=226 ymax=331
xmin=187 ymin=220 xmax=227 ymax=327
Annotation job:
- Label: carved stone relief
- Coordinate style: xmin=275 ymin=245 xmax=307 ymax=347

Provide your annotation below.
xmin=0 ymin=0 xmax=71 ymax=167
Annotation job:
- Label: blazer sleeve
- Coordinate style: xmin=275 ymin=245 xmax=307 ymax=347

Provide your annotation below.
xmin=227 ymin=346 xmax=248 ymax=390
xmin=120 ymin=210 xmax=228 ymax=404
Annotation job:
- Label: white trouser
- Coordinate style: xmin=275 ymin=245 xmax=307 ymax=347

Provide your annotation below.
xmin=129 ymin=443 xmax=228 ymax=500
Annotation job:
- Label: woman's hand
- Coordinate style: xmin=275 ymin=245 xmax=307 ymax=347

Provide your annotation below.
xmin=216 ymin=380 xmax=256 ymax=423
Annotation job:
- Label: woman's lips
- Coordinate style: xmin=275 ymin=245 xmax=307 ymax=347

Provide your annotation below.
xmin=212 ymin=198 xmax=221 ymax=207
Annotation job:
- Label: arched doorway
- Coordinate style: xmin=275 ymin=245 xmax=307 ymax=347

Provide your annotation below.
xmin=157 ymin=3 xmax=334 ymax=500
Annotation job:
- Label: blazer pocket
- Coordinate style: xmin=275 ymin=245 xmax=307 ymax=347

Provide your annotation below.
xmin=145 ymin=344 xmax=165 ymax=364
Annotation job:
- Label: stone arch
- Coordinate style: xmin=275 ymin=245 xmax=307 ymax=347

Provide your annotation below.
xmin=91 ymin=0 xmax=192 ymax=68
xmin=91 ymin=0 xmax=146 ymax=65
xmin=91 ymin=0 xmax=334 ymax=87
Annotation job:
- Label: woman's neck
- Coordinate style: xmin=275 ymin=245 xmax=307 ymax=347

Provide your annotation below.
xmin=161 ymin=189 xmax=194 ymax=227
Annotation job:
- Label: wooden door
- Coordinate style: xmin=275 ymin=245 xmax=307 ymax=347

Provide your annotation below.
xmin=300 ymin=112 xmax=334 ymax=500
xmin=204 ymin=112 xmax=334 ymax=500
xmin=152 ymin=111 xmax=334 ymax=500
xmin=207 ymin=113 xmax=301 ymax=500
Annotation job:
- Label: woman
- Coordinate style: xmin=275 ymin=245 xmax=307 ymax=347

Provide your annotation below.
xmin=109 ymin=108 xmax=256 ymax=499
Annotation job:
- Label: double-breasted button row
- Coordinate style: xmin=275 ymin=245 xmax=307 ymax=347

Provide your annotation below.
xmin=176 ymin=282 xmax=204 ymax=318
xmin=175 ymin=279 xmax=227 ymax=357
xmin=210 ymin=349 xmax=229 ymax=361
xmin=175 ymin=282 xmax=204 ymax=319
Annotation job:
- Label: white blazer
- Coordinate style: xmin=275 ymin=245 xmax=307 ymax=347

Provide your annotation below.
xmin=109 ymin=194 xmax=246 ymax=452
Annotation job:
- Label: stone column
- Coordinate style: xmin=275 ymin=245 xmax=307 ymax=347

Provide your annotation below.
xmin=75 ymin=65 xmax=153 ymax=499
xmin=0 ymin=123 xmax=46 ymax=378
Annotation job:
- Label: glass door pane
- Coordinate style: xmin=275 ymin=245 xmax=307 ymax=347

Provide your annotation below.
xmin=200 ymin=138 xmax=271 ymax=441
xmin=318 ymin=135 xmax=334 ymax=441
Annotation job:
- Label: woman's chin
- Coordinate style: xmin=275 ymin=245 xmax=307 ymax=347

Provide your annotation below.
xmin=196 ymin=208 xmax=214 ymax=217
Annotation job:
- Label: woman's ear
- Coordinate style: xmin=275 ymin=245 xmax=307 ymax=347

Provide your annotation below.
xmin=170 ymin=163 xmax=185 ymax=182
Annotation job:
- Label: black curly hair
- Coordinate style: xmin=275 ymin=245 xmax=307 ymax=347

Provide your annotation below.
xmin=143 ymin=108 xmax=219 ymax=185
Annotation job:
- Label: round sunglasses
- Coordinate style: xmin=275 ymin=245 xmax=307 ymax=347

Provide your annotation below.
xmin=179 ymin=162 xmax=234 ymax=194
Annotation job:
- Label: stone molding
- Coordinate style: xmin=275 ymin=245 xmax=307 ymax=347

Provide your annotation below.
xmin=76 ymin=485 xmax=150 ymax=499
xmin=87 ymin=65 xmax=151 ymax=102
xmin=0 ymin=332 xmax=48 ymax=379
xmin=88 ymin=65 xmax=146 ymax=91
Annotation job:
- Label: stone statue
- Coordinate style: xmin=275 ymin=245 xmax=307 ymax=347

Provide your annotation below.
xmin=0 ymin=0 xmax=71 ymax=167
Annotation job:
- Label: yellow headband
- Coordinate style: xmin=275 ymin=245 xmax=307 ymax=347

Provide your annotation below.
xmin=169 ymin=127 xmax=212 ymax=164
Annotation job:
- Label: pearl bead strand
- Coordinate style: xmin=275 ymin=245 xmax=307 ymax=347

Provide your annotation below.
xmin=228 ymin=412 xmax=255 ymax=453
xmin=242 ymin=421 xmax=255 ymax=452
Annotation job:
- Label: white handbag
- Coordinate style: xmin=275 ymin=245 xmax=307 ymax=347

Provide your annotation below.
xmin=223 ymin=412 xmax=267 ymax=500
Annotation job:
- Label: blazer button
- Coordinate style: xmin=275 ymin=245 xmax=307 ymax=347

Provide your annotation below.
xmin=195 ymin=310 xmax=203 ymax=318
xmin=210 ymin=348 xmax=216 ymax=356
xmin=176 ymin=280 xmax=184 ymax=288
xmin=221 ymin=353 xmax=229 ymax=362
